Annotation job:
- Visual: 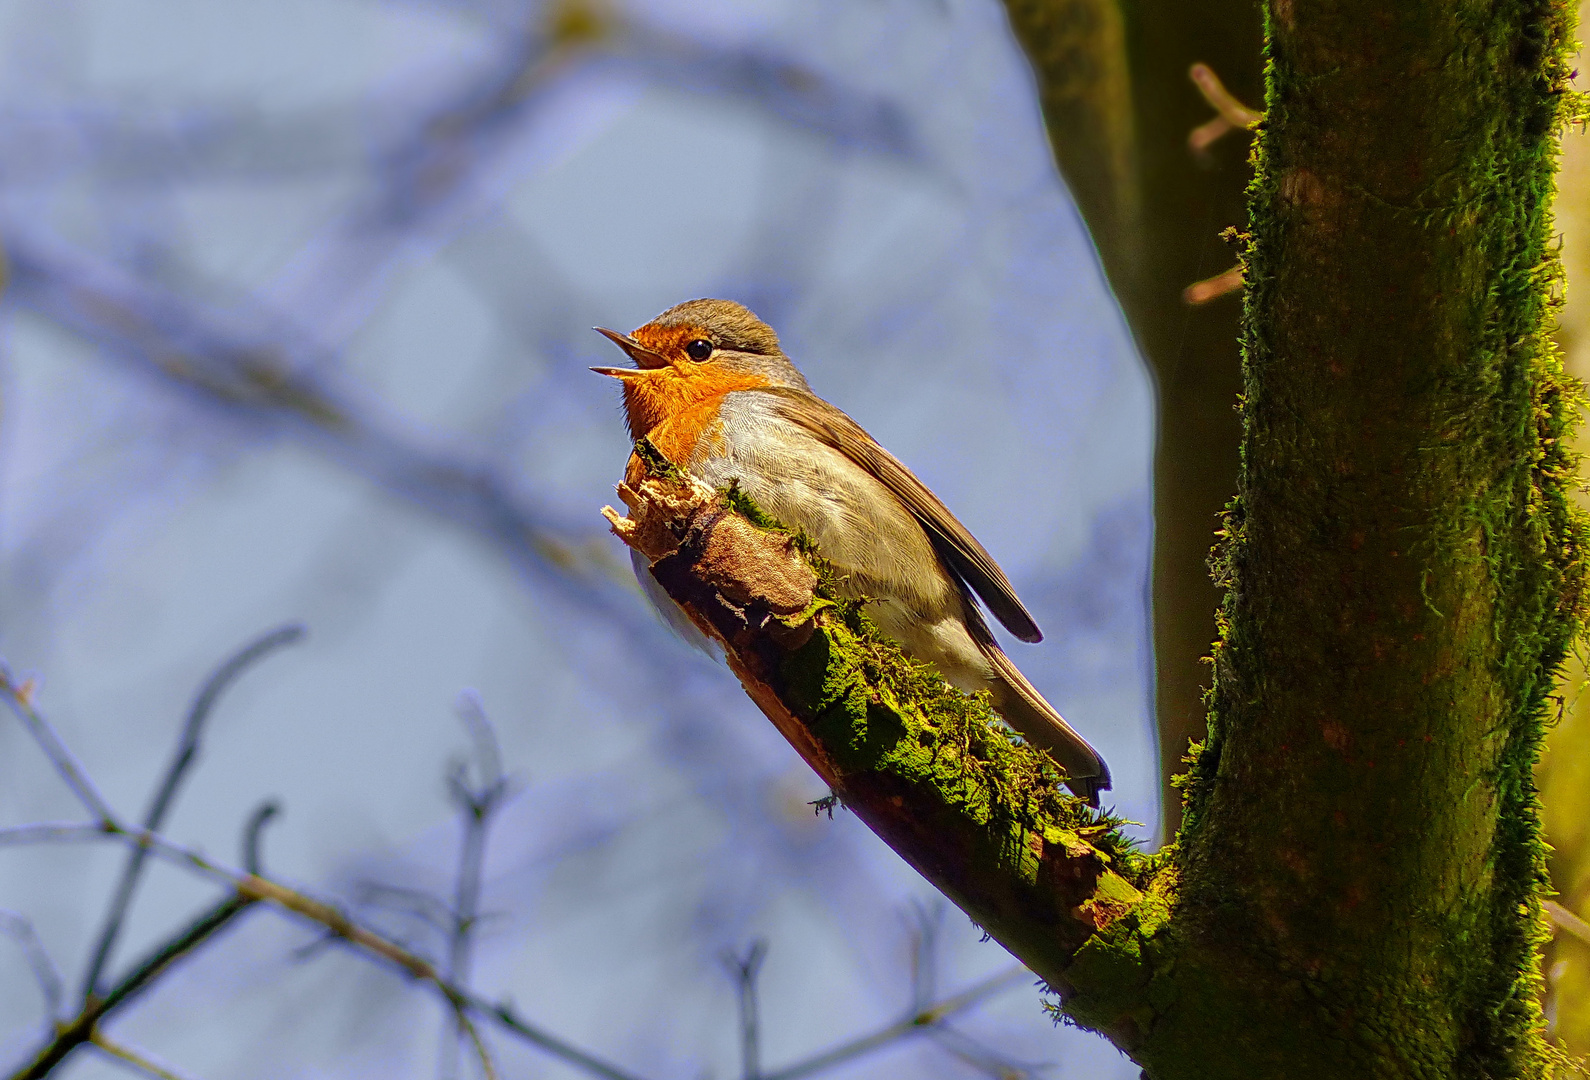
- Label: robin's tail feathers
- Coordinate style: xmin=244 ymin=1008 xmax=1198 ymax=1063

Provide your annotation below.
xmin=982 ymin=646 xmax=1111 ymax=806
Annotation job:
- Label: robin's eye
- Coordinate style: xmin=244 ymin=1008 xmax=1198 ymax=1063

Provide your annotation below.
xmin=685 ymin=339 xmax=713 ymax=362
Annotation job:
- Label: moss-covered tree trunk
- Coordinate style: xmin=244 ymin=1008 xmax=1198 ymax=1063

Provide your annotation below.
xmin=609 ymin=1 xmax=1587 ymax=1074
xmin=1162 ymin=0 xmax=1587 ymax=1068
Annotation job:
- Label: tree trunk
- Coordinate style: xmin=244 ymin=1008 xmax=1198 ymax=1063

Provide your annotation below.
xmin=1165 ymin=0 xmax=1586 ymax=1067
xmin=607 ymin=1 xmax=1587 ymax=1073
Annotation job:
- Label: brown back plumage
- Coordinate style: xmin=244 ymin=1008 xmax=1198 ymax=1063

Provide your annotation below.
xmin=754 ymin=386 xmax=1044 ymax=643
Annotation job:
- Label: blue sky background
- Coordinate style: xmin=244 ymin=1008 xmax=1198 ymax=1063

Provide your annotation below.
xmin=0 ymin=1 xmax=1156 ymax=1077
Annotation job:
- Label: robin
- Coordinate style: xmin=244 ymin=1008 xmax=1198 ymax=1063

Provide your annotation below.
xmin=593 ymin=298 xmax=1110 ymax=804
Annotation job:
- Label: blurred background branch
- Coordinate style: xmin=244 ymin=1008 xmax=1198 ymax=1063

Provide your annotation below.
xmin=81 ymin=623 xmax=305 ymax=1003
xmin=1001 ymin=0 xmax=1262 ymax=832
xmin=2 ymin=636 xmax=1040 ymax=1078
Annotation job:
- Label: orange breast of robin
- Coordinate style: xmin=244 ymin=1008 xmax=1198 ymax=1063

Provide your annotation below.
xmin=619 ymin=325 xmax=770 ymax=466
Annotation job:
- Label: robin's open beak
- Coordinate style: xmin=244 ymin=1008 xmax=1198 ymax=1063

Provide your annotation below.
xmin=591 ymin=327 xmax=669 ymax=376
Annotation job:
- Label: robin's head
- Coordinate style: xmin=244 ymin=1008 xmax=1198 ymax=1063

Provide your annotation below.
xmin=593 ymin=299 xmax=809 ymax=438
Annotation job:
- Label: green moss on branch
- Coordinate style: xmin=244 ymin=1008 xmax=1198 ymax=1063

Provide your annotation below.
xmin=603 ymin=455 xmax=1173 ymax=1038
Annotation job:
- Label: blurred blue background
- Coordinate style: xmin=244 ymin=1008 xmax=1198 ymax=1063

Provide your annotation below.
xmin=0 ymin=1 xmax=1155 ymax=1077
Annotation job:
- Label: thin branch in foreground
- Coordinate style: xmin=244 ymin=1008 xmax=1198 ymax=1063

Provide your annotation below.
xmin=0 ymin=910 xmax=64 ymax=1024
xmin=9 ymin=892 xmax=257 ymax=1080
xmin=5 ymin=801 xmax=281 ymax=1080
xmin=82 ymin=624 xmax=305 ymax=1001
xmin=3 ymin=656 xmax=1037 ymax=1080
xmin=0 ymin=819 xmax=244 ymax=887
xmin=759 ymin=966 xmax=1030 ymax=1080
xmin=724 ymin=941 xmax=769 ymax=1080
xmin=4 ymin=801 xmax=1033 ymax=1080
xmin=214 ymin=840 xmax=646 ymax=1080
xmin=90 ymin=1033 xmax=206 ymax=1080
xmin=0 ymin=822 xmax=114 ymax=847
xmin=441 ymin=693 xmax=512 ymax=1080
xmin=446 ymin=691 xmax=510 ymax=987
xmin=0 ymin=662 xmax=265 ymax=892
xmin=0 ymin=657 xmax=556 ymax=1080
xmin=0 ymin=664 xmax=119 ymax=826
xmin=241 ymin=801 xmax=281 ymax=877
xmin=454 ymin=1011 xmax=500 ymax=1080
xmin=476 ymin=997 xmax=651 ymax=1080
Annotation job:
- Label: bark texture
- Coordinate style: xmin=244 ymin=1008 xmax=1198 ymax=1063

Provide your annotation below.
xmin=1166 ymin=0 xmax=1588 ymax=1073
xmin=1003 ymin=0 xmax=1264 ymax=831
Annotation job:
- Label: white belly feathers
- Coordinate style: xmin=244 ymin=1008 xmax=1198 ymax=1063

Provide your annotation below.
xmin=673 ymin=389 xmax=996 ymax=692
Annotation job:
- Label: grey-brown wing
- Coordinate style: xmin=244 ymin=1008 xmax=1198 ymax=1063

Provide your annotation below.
xmin=761 ymin=387 xmax=1043 ymax=643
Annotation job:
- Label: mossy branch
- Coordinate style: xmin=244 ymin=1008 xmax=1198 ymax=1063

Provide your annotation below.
xmin=602 ymin=450 xmax=1173 ymax=1047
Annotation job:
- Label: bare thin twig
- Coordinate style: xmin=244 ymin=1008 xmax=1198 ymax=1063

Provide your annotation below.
xmin=7 ymin=801 xmax=281 ymax=1079
xmin=441 ymin=693 xmax=512 ymax=1080
xmin=0 ymin=819 xmax=248 ymax=891
xmin=0 ymin=669 xmax=258 ymax=891
xmin=90 ymin=1033 xmax=206 ymax=1080
xmin=9 ymin=892 xmax=258 ymax=1080
xmin=1548 ymin=899 xmax=1590 ymax=946
xmin=447 ymin=692 xmax=510 ymax=989
xmin=0 ymin=665 xmax=119 ymax=825
xmin=0 ymin=910 xmax=64 ymax=1023
xmin=0 ymin=686 xmax=394 ymax=1007
xmin=83 ymin=625 xmax=304 ymax=1000
xmin=477 ymin=998 xmax=649 ymax=1080
xmin=760 ymin=966 xmax=1029 ymax=1080
xmin=724 ymin=941 xmax=769 ymax=1080
xmin=0 ymin=822 xmax=115 ymax=847
xmin=4 ymin=797 xmax=1029 ymax=1080
xmin=1183 ymin=264 xmax=1244 ymax=305
xmin=101 ymin=851 xmax=608 ymax=1080
xmin=242 ymin=801 xmax=281 ymax=876
xmin=1187 ymin=61 xmax=1261 ymax=154
xmin=455 ymin=1011 xmax=501 ymax=1080
xmin=240 ymin=868 xmax=647 ymax=1080
xmin=3 ymin=655 xmax=1031 ymax=1080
